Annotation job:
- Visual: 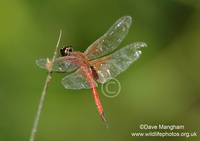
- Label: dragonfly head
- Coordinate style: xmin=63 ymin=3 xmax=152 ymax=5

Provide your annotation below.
xmin=60 ymin=46 xmax=73 ymax=56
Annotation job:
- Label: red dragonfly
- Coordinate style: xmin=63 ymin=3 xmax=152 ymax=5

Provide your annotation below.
xmin=36 ymin=16 xmax=147 ymax=128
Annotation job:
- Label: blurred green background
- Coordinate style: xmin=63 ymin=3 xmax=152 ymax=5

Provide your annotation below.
xmin=0 ymin=0 xmax=200 ymax=141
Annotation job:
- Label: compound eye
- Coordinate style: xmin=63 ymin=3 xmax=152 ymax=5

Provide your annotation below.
xmin=60 ymin=46 xmax=73 ymax=56
xmin=68 ymin=47 xmax=73 ymax=52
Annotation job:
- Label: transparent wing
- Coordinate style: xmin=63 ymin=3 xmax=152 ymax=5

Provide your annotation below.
xmin=84 ymin=16 xmax=132 ymax=60
xmin=90 ymin=42 xmax=147 ymax=83
xmin=61 ymin=68 xmax=98 ymax=89
xmin=36 ymin=56 xmax=78 ymax=72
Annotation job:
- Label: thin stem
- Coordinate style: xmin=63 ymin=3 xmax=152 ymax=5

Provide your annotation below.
xmin=30 ymin=30 xmax=62 ymax=141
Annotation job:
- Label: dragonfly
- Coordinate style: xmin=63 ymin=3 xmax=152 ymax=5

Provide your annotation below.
xmin=36 ymin=16 xmax=147 ymax=128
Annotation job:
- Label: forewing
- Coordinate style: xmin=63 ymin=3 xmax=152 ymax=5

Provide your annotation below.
xmin=36 ymin=56 xmax=78 ymax=72
xmin=90 ymin=42 xmax=147 ymax=83
xmin=84 ymin=16 xmax=132 ymax=60
xmin=61 ymin=68 xmax=98 ymax=89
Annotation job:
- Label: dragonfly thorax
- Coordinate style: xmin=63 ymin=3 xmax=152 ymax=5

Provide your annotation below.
xmin=60 ymin=46 xmax=73 ymax=56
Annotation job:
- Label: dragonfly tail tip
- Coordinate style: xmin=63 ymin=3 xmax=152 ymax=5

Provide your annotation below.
xmin=101 ymin=112 xmax=109 ymax=128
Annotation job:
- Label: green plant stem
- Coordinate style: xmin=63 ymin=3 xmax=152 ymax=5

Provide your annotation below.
xmin=29 ymin=30 xmax=62 ymax=141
